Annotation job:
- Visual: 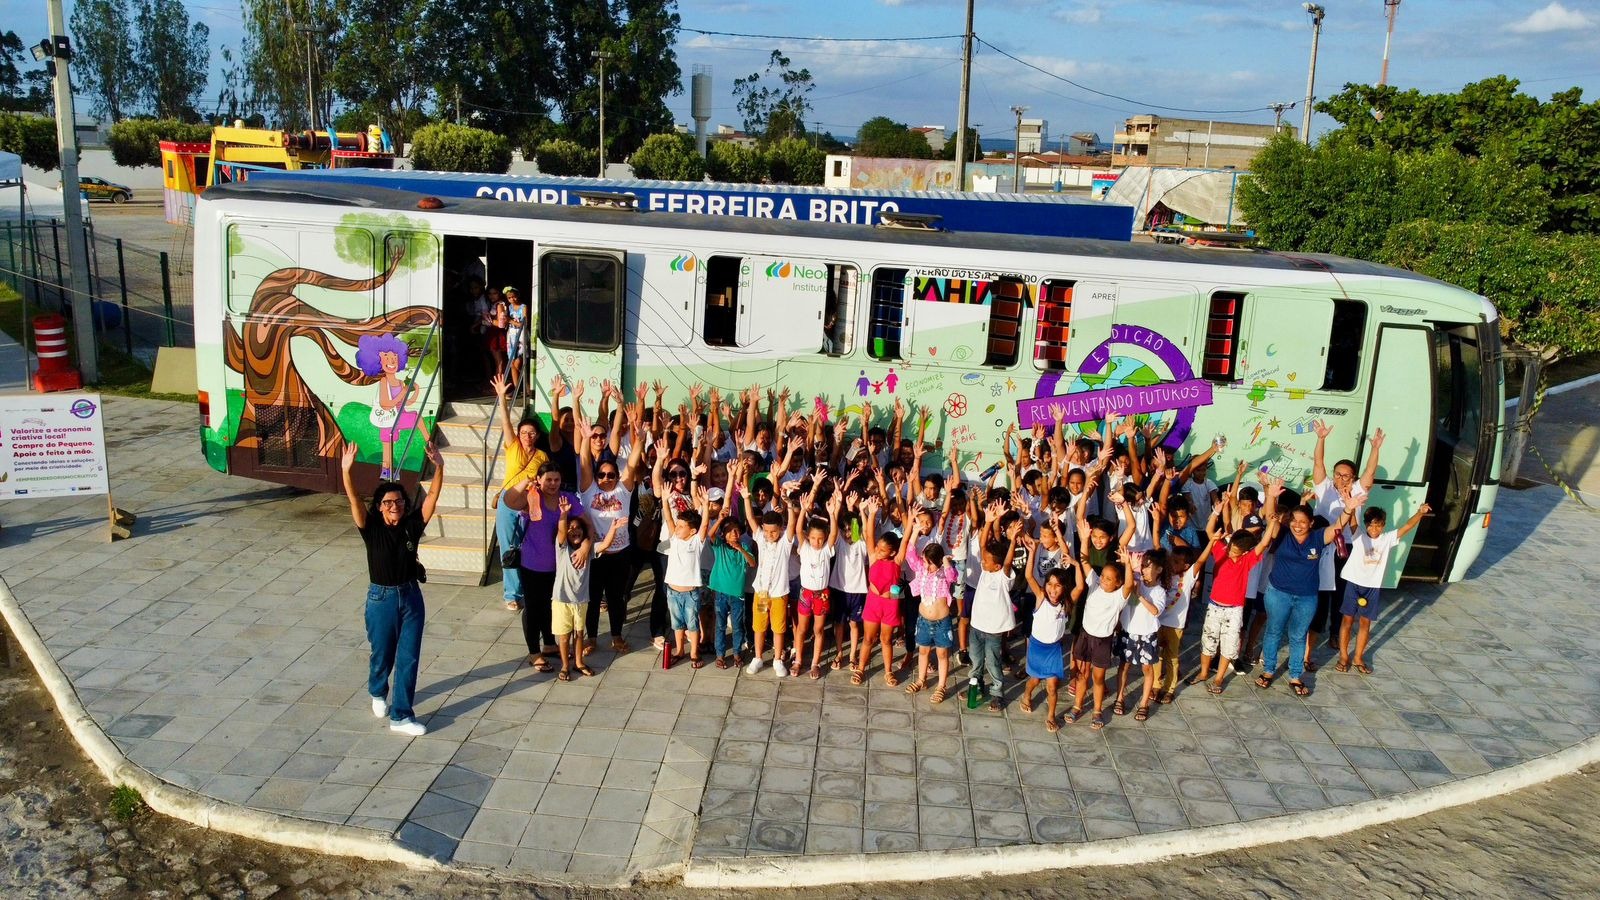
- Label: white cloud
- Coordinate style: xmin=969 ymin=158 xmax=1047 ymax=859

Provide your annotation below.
xmin=1055 ymin=2 xmax=1105 ymax=25
xmin=1508 ymin=2 xmax=1595 ymax=34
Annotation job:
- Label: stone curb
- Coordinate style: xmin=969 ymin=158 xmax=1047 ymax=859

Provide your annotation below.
xmin=686 ymin=731 xmax=1600 ymax=890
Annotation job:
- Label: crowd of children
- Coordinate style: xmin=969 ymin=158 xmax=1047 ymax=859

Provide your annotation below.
xmin=489 ymin=378 xmax=1427 ymax=731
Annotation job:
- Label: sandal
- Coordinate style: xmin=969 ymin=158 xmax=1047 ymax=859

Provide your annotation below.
xmin=810 ymin=665 xmax=822 ymax=680
xmin=1255 ymin=673 xmax=1275 ymax=690
xmin=611 ymin=637 xmax=630 ymax=654
xmin=988 ymin=697 xmax=1003 ymax=712
xmin=692 ymin=656 xmax=704 ymax=669
xmin=1290 ymin=680 xmax=1311 ymax=698
xmin=884 ymin=673 xmax=900 ymax=687
xmin=715 ymin=657 xmax=729 ymax=670
xmin=1112 ymin=701 xmax=1126 ymax=716
xmin=851 ymin=668 xmax=865 ymax=686
xmin=1134 ymin=704 xmax=1150 ymax=722
xmin=529 ymin=655 xmax=553 ymax=673
xmin=1090 ymin=712 xmax=1106 ymax=730
xmin=905 ymin=679 xmax=926 ymax=695
xmin=1185 ymin=674 xmax=1205 ymax=686
xmin=504 ymin=600 xmax=521 ymax=612
xmin=1019 ymin=696 xmax=1034 ymax=714
xmin=930 ymin=686 xmax=948 ymax=704
xmin=576 ymin=665 xmax=595 ymax=677
xmin=1334 ymin=659 xmax=1351 ymax=673
xmin=1207 ymin=681 xmax=1225 ymax=695
xmin=1355 ymin=663 xmax=1373 ymax=676
xmin=1066 ymin=707 xmax=1083 ymax=724
xmin=1304 ymin=659 xmax=1320 ymax=674
xmin=831 ymin=654 xmax=845 ymax=670
xmin=556 ymin=669 xmax=571 ymax=682
xmin=1046 ymin=715 xmax=1060 ymax=733
xmin=1157 ymin=691 xmax=1175 ymax=705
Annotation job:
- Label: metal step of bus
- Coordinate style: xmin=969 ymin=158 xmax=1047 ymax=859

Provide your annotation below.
xmin=437 ymin=445 xmax=506 ymax=481
xmin=418 ymin=535 xmax=489 ymax=583
xmin=423 ymin=505 xmax=486 ymax=541
xmin=443 ymin=399 xmax=498 ymax=419
xmin=435 ymin=473 xmax=493 ymax=511
xmin=434 ymin=416 xmax=493 ymax=450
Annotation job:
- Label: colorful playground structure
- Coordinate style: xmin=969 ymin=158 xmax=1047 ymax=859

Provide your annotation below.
xmin=159 ymin=124 xmax=395 ymax=225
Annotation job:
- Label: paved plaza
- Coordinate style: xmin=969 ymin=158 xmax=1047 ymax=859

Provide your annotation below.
xmin=1 ymin=395 xmax=1598 ymax=884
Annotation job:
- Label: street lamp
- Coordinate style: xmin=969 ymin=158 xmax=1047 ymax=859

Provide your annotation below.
xmin=1300 ymin=3 xmax=1325 ymax=145
xmin=1011 ymin=105 xmax=1027 ymax=193
xmin=294 ymin=25 xmax=325 ymax=131
xmin=592 ymin=50 xmax=615 ymax=178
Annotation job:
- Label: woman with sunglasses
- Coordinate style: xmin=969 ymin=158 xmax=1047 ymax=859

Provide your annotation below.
xmin=340 ymin=440 xmax=444 ymax=737
xmin=577 ymin=392 xmax=646 ymax=653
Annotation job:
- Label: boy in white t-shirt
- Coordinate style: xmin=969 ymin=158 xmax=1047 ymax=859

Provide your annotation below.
xmin=661 ymin=488 xmax=710 ymax=668
xmin=794 ymin=488 xmax=842 ymax=680
xmin=1336 ymin=502 xmax=1429 ymax=675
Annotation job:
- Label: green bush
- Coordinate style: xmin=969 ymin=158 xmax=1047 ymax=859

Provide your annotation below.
xmin=629 ymin=133 xmax=704 ymax=182
xmin=106 ymin=118 xmax=212 ymax=168
xmin=409 ymin=123 xmax=511 ymax=174
xmin=766 ymin=136 xmax=824 ymax=185
xmin=0 ymin=113 xmax=60 ymax=170
xmin=706 ymin=141 xmax=767 ymax=184
xmin=1382 ymin=220 xmax=1600 ymax=361
xmin=533 ymin=138 xmax=596 ymax=177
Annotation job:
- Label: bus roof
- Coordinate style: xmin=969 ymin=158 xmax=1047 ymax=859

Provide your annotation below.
xmin=242 ymin=167 xmax=1136 ymax=242
xmin=206 ymin=178 xmax=1445 ymax=286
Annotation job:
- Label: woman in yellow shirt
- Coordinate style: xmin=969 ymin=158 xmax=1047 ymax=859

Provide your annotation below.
xmin=494 ymin=375 xmax=549 ymax=611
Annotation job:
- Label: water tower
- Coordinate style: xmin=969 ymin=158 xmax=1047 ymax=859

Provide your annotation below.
xmin=691 ymin=65 xmax=712 ymax=158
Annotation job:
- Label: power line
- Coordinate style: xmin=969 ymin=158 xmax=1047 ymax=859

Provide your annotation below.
xmin=973 ymin=36 xmax=1275 ymax=115
xmin=678 ymin=27 xmax=963 ymax=43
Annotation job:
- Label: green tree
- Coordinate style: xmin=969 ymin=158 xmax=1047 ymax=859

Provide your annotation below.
xmin=534 ymin=138 xmax=597 ymax=177
xmin=939 ymin=127 xmax=982 ymax=161
xmin=0 ymin=112 xmax=59 ymax=169
xmin=326 ymin=0 xmax=439 ymax=150
xmin=409 ymin=123 xmax=510 ymax=173
xmin=134 ymin=0 xmax=210 ymax=119
xmin=629 ymin=133 xmax=704 ymax=181
xmin=1 ymin=31 xmax=51 ymax=113
xmin=706 ymin=141 xmax=767 ymax=184
xmin=550 ymin=0 xmax=682 ymax=160
xmin=732 ymin=50 xmax=813 ymax=143
xmin=429 ymin=0 xmax=558 ymax=146
xmin=70 ymin=0 xmax=140 ymax=121
xmin=240 ymin=0 xmax=333 ymax=130
xmin=106 ymin=118 xmax=213 ymax=167
xmin=766 ymin=136 xmax=824 ymax=185
xmin=854 ymin=116 xmax=934 ymax=159
xmin=1382 ymin=220 xmax=1600 ymax=362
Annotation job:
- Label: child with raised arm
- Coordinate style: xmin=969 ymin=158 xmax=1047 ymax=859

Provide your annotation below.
xmin=1191 ymin=481 xmax=1279 ymax=694
xmin=1114 ymin=548 xmax=1169 ymax=721
xmin=1155 ymin=542 xmax=1212 ymax=703
xmin=1072 ymin=539 xmax=1128 ymax=730
xmin=795 ymin=487 xmax=843 ymax=679
xmin=900 ymin=513 xmax=961 ymax=703
xmin=968 ymin=501 xmax=1019 ymax=712
xmin=743 ymin=473 xmax=796 ymax=677
xmin=829 ymin=493 xmax=871 ymax=672
xmin=1020 ymin=548 xmax=1085 ymax=732
xmin=708 ymin=461 xmax=758 ymax=669
xmin=661 ymin=472 xmax=710 ymax=668
xmin=1336 ymin=500 xmax=1429 ymax=675
xmin=552 ymin=496 xmax=622 ymax=681
xmin=855 ymin=498 xmax=903 ymax=685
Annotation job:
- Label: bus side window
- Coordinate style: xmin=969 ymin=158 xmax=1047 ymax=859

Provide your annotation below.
xmin=1323 ymin=299 xmax=1367 ymax=391
xmin=1203 ymin=291 xmax=1245 ymax=381
xmin=541 ymin=252 xmax=622 ymax=350
xmin=868 ymin=267 xmax=908 ymax=360
xmin=1033 ymin=279 xmax=1074 ymax=371
xmin=703 ymin=255 xmax=740 ymax=347
xmin=821 ymin=265 xmax=858 ymax=356
xmin=984 ymin=279 xmax=1027 ymax=367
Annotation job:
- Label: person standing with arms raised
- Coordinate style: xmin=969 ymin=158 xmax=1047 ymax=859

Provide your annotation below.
xmin=341 ymin=440 xmax=445 ymax=736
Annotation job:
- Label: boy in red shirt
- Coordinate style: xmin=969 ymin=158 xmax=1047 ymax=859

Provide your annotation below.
xmin=1189 ymin=480 xmax=1281 ymax=694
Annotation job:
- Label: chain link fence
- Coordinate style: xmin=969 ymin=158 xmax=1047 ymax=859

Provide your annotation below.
xmin=0 ymin=217 xmax=193 ymax=369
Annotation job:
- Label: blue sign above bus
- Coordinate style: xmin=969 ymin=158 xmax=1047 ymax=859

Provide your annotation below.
xmin=245 ymin=168 xmax=1135 ymax=242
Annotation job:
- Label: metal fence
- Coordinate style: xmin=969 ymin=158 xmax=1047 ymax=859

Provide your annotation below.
xmin=0 ymin=218 xmax=194 ymax=370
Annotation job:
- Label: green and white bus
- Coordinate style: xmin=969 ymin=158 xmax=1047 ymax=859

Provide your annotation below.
xmin=193 ymin=178 xmax=1502 ymax=585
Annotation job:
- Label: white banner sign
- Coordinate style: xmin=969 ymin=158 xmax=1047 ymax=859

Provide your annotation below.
xmin=0 ymin=392 xmax=110 ymax=499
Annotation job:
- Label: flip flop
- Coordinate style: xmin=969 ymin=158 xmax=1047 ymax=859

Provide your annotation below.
xmin=715 ymin=657 xmax=729 ymax=670
xmin=810 ymin=665 xmax=822 ymax=680
xmin=1354 ymin=663 xmax=1373 ymax=675
xmin=1290 ymin=680 xmax=1311 ymax=698
xmin=1255 ymin=674 xmax=1274 ymax=690
xmin=1207 ymin=682 xmax=1225 ymax=695
xmin=1334 ymin=660 xmax=1351 ymax=673
xmin=692 ymin=657 xmax=705 ymax=669
xmin=576 ymin=665 xmax=595 ymax=677
xmin=1090 ymin=712 xmax=1106 ymax=730
xmin=1304 ymin=659 xmax=1320 ymax=673
xmin=556 ymin=669 xmax=571 ymax=682
xmin=832 ymin=654 xmax=845 ymax=670
xmin=1019 ymin=697 xmax=1034 ymax=714
xmin=1046 ymin=716 xmax=1060 ymax=733
xmin=530 ymin=655 xmax=553 ymax=673
xmin=1066 ymin=707 xmax=1083 ymax=724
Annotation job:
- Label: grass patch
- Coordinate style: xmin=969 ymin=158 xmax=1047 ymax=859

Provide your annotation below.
xmin=108 ymin=784 xmax=146 ymax=822
xmin=0 ymin=284 xmax=194 ymax=402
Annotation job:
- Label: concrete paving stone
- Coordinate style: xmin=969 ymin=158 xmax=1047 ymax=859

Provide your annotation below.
xmin=863 ymin=800 xmax=918 ymax=833
xmin=805 ymin=824 xmax=864 ymax=855
xmin=1255 ymin=758 xmax=1315 ymax=785
xmin=396 ymin=822 xmax=459 ymax=862
xmin=106 ymin=713 xmax=172 ymax=739
xmin=612 ymin=731 xmax=671 ymax=762
xmin=1359 ymin=767 xmax=1416 ymax=797
xmin=809 ymin=796 xmax=864 ymax=829
xmin=564 ymin=727 xmax=624 ymax=758
xmin=171 ymin=742 xmax=240 ymax=774
xmin=771 ymin=721 xmax=821 ymax=744
xmin=695 ymin=816 xmax=752 ymax=852
xmin=1272 ymin=782 xmax=1330 ymax=811
xmin=518 ymin=816 xmax=586 ymax=853
xmin=916 ymin=753 xmax=964 ymax=781
xmin=355 ymin=787 xmax=425 ymax=820
xmin=535 ymin=783 xmax=600 ymax=819
xmin=720 ymin=717 xmax=772 ymax=742
xmin=918 ymin=805 xmax=976 ymax=838
xmin=1066 ymin=765 xmax=1122 ymax=795
xmin=298 ymin=782 xmax=372 ymax=818
xmin=966 ymin=758 xmax=1019 ymax=786
xmin=747 ymin=819 xmax=807 ymax=855
xmin=915 ymin=733 xmax=964 ymax=757
xmin=765 ymin=742 xmax=818 ymax=770
xmin=759 ymin=766 xmax=814 ymax=795
xmin=816 ymin=746 xmax=867 ymax=772
xmin=248 ymin=777 xmax=320 ymax=810
xmin=499 ymin=750 xmax=559 ymax=783
xmin=515 ymin=723 xmax=574 ymax=755
xmin=754 ymin=790 xmax=809 ymax=823
xmin=1082 ymin=816 xmax=1140 ymax=841
xmin=865 ymin=773 xmax=918 ymax=803
xmin=552 ymin=754 xmax=611 ymax=787
xmin=273 ymin=752 xmax=344 ymax=781
xmin=601 ymin=758 xmax=661 ymax=791
xmin=864 ymin=830 xmax=920 ymax=852
xmin=917 ymin=778 xmax=970 ymax=807
xmin=1018 ymin=763 xmax=1072 ymax=790
xmin=453 ymin=840 xmax=516 ymax=868
xmin=969 ymin=781 xmax=1025 ymax=812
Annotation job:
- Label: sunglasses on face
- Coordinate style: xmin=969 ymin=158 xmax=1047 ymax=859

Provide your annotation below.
xmin=598 ymin=470 xmax=620 ymax=479
xmin=669 ymin=470 xmax=689 ymax=478
xmin=378 ymin=499 xmax=403 ymax=507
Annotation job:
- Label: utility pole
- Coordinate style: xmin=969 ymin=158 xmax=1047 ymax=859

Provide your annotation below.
xmin=295 ymin=24 xmax=322 ymax=131
xmin=1379 ymin=0 xmax=1401 ymax=86
xmin=953 ymin=0 xmax=974 ymax=190
xmin=455 ymin=86 xmax=462 ymax=125
xmin=1301 ymin=3 xmax=1325 ymax=145
xmin=39 ymin=0 xmax=98 ymax=381
xmin=593 ymin=50 xmax=614 ymax=178
xmin=1269 ymin=101 xmax=1294 ymax=132
xmin=1011 ymin=105 xmax=1027 ymax=193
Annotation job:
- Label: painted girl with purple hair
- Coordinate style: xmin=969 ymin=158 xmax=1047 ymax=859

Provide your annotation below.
xmin=356 ymin=333 xmax=420 ymax=479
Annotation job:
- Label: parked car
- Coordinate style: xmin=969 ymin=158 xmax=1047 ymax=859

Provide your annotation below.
xmin=80 ymin=177 xmax=132 ymax=203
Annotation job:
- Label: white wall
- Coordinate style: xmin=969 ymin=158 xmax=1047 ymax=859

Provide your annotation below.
xmin=22 ymin=148 xmax=165 ymax=192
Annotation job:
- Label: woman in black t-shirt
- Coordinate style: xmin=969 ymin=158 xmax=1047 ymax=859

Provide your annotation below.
xmin=341 ymin=441 xmax=444 ymax=737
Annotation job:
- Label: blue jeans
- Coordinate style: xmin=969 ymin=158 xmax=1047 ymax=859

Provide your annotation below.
xmin=714 ymin=591 xmax=748 ymax=658
xmin=667 ymin=588 xmax=700 ymax=632
xmin=1262 ymin=584 xmax=1317 ymax=682
xmin=365 ymin=582 xmax=425 ymax=722
xmin=970 ymin=628 xmax=1004 ymax=693
xmin=495 ymin=499 xmax=525 ymax=605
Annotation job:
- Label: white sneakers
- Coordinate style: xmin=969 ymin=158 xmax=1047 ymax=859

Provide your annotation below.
xmin=745 ymin=657 xmax=764 ymax=676
xmin=389 ymin=718 xmax=426 ymax=736
xmin=371 ymin=696 xmax=387 ymax=718
xmin=774 ymin=659 xmax=789 ymax=678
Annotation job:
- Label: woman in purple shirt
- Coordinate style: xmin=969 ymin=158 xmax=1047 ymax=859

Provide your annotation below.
xmin=520 ymin=462 xmax=584 ymax=672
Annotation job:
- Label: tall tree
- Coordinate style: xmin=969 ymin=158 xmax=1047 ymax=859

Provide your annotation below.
xmin=69 ymin=0 xmax=140 ymax=121
xmin=0 ymin=31 xmax=51 ymax=113
xmin=548 ymin=0 xmax=681 ymax=161
xmin=732 ymin=50 xmax=813 ymax=143
xmin=327 ymin=0 xmax=439 ymax=148
xmin=429 ymin=0 xmax=559 ymax=144
xmin=855 ymin=116 xmax=934 ymax=159
xmin=940 ymin=127 xmax=981 ymax=161
xmin=134 ymin=0 xmax=210 ymax=120
xmin=241 ymin=0 xmax=334 ymax=130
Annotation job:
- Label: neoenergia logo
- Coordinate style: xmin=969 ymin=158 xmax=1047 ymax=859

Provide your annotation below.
xmin=764 ymin=260 xmax=793 ymax=278
xmin=669 ymin=254 xmax=697 ymax=272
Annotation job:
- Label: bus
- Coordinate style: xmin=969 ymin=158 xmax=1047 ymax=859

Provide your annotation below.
xmin=192 ymin=177 xmax=1502 ymax=586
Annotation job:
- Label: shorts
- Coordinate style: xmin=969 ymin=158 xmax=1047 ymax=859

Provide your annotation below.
xmin=551 ymin=601 xmax=583 ymax=636
xmin=915 ymin=615 xmax=955 ymax=650
xmin=1201 ymin=602 xmax=1245 ymax=660
xmin=959 ymin=583 xmax=977 ymax=619
xmin=799 ymin=588 xmax=830 ymax=618
xmin=667 ymin=588 xmax=700 ymax=633
xmin=839 ymin=591 xmax=866 ymax=624
xmin=487 ymin=328 xmax=506 ymax=356
xmin=1341 ymin=583 xmax=1383 ymax=620
xmin=1026 ymin=636 xmax=1066 ymax=680
xmin=862 ymin=593 xmax=901 ymax=627
xmin=1071 ymin=631 xmax=1116 ymax=670
xmin=753 ymin=592 xmax=788 ymax=634
xmin=1116 ymin=631 xmax=1160 ymax=666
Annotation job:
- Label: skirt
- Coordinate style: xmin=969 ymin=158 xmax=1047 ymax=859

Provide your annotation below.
xmin=1115 ymin=631 xmax=1160 ymax=666
xmin=1025 ymin=636 xmax=1066 ymax=680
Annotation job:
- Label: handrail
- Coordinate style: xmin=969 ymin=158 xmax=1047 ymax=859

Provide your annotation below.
xmin=395 ymin=317 xmax=442 ymax=477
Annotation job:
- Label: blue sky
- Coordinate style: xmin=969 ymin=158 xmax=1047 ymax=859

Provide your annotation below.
xmin=8 ymin=0 xmax=1599 ymax=142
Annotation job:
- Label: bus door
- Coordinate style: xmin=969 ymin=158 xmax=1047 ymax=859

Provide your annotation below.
xmin=1412 ymin=324 xmax=1497 ymax=582
xmin=534 ymin=248 xmax=626 ymax=420
xmin=1361 ymin=324 xmax=1437 ymax=584
xmin=736 ymin=255 xmax=829 ymax=359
